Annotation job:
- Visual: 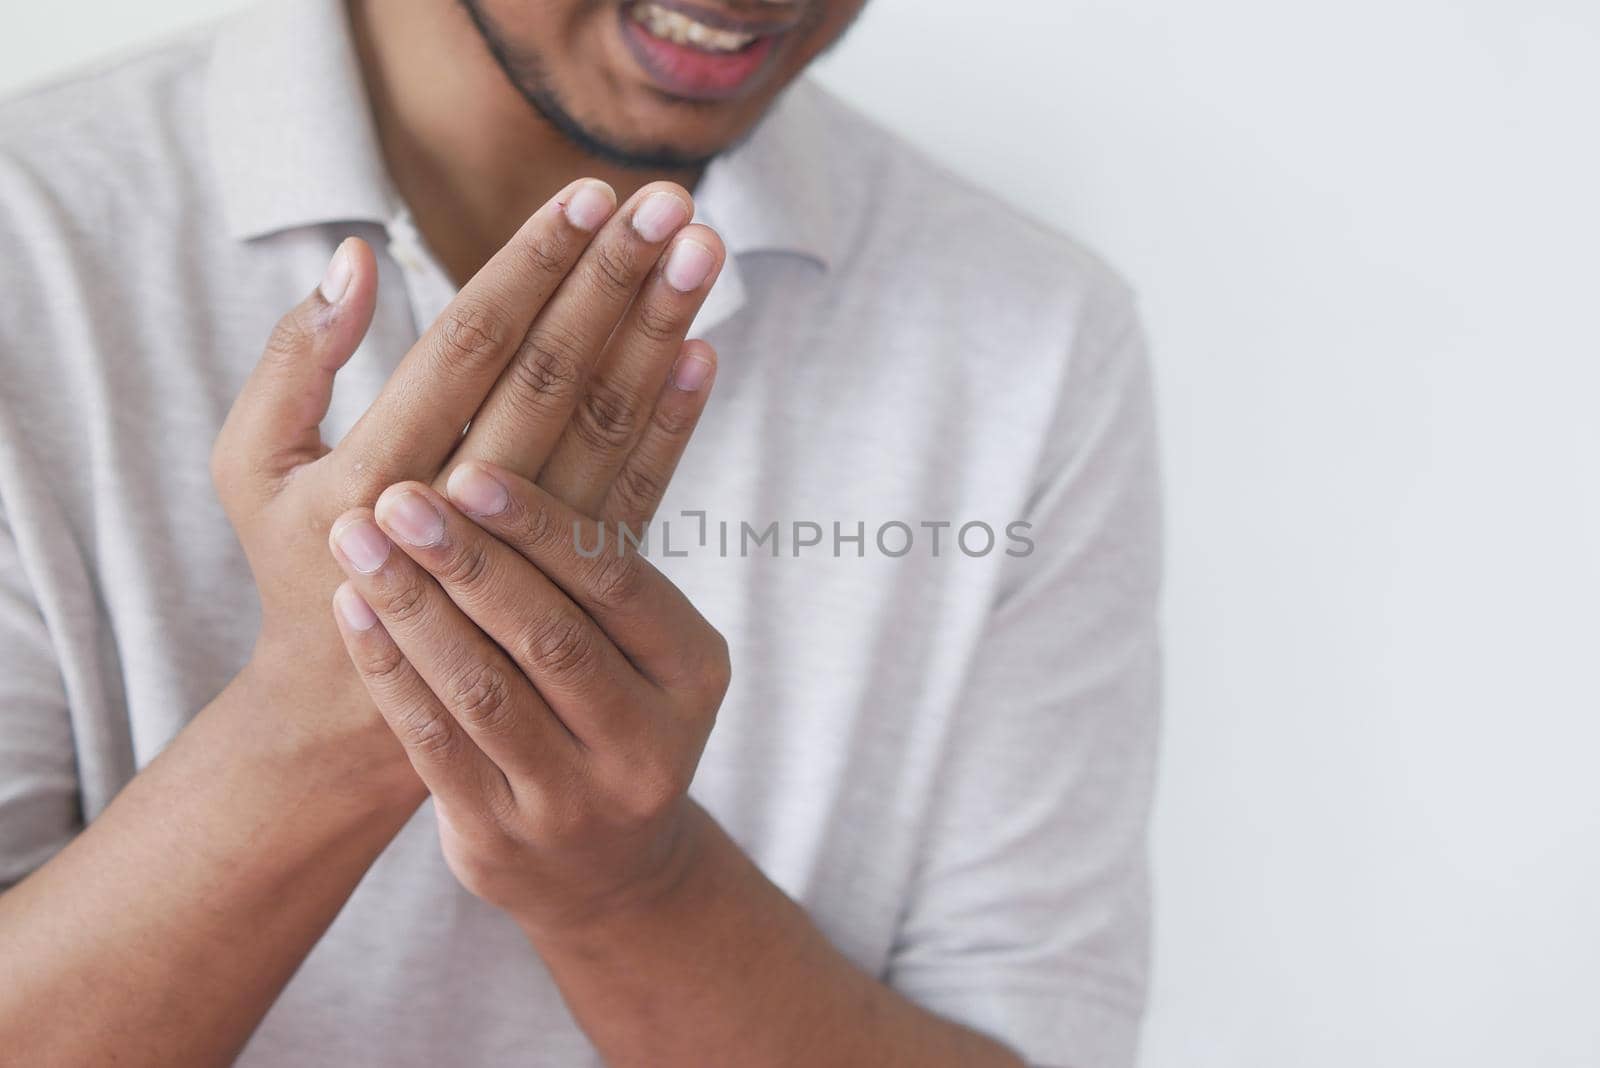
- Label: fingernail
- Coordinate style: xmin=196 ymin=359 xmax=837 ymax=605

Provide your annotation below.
xmin=379 ymin=490 xmax=445 ymax=547
xmin=670 ymin=351 xmax=714 ymax=392
xmin=446 ymin=464 xmax=510 ymax=517
xmin=663 ymin=239 xmax=716 ymax=293
xmin=334 ymin=517 xmax=391 ymax=573
xmin=632 ymin=191 xmax=690 ymax=243
xmin=334 ymin=582 xmax=378 ymax=631
xmin=319 ymin=239 xmax=353 ymax=304
xmin=563 ymin=180 xmax=615 ymax=232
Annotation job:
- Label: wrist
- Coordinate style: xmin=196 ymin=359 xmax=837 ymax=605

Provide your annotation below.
xmin=228 ymin=652 xmax=425 ymax=819
xmin=516 ymin=800 xmax=719 ymax=952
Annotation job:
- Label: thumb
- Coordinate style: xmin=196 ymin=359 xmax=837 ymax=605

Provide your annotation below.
xmin=213 ymin=237 xmax=378 ymax=505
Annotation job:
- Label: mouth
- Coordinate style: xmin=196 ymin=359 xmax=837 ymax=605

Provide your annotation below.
xmin=619 ymin=0 xmax=801 ymax=101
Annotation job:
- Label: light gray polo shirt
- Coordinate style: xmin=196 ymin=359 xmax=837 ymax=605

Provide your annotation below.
xmin=0 ymin=1 xmax=1162 ymax=1065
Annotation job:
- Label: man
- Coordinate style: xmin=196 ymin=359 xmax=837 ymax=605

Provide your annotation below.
xmin=0 ymin=0 xmax=1161 ymax=1065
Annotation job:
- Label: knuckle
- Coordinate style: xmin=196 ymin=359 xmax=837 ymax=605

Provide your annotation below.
xmin=649 ymin=396 xmax=698 ymax=439
xmin=632 ymin=299 xmax=682 ymax=344
xmin=360 ymin=637 xmax=412 ymax=690
xmin=436 ymin=536 xmax=494 ymax=591
xmin=675 ymin=628 xmax=731 ymax=703
xmin=264 ymin=311 xmax=316 ymax=364
xmin=516 ymin=611 xmax=598 ymax=684
xmin=610 ymin=464 xmax=666 ymax=517
xmin=506 ymin=329 xmax=584 ymax=407
xmin=616 ymin=758 xmax=681 ymax=823
xmin=702 ymin=632 xmax=733 ymax=698
xmin=395 ymin=703 xmax=460 ymax=760
xmin=437 ymin=300 xmax=512 ymax=368
xmin=380 ymin=574 xmax=431 ymax=627
xmin=517 ymin=493 xmax=562 ymax=549
xmin=585 ymin=242 xmax=637 ymax=298
xmin=572 ymin=381 xmax=643 ymax=453
xmin=586 ymin=550 xmax=643 ymax=612
xmin=479 ymin=781 xmax=524 ymax=831
xmin=445 ymin=659 xmax=519 ymax=736
xmin=519 ymin=231 xmax=570 ymax=280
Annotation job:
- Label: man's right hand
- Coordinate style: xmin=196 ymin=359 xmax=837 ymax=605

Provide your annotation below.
xmin=209 ymin=177 xmax=725 ymax=798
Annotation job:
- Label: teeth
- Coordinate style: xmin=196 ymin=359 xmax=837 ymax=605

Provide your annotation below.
xmin=629 ymin=3 xmax=759 ymax=52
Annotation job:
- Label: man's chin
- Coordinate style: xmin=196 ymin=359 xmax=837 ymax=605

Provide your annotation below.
xmin=557 ymin=115 xmax=728 ymax=172
xmin=460 ymin=0 xmax=754 ymax=171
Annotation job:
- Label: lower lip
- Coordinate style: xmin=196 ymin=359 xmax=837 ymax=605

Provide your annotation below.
xmin=619 ymin=8 xmax=779 ymax=100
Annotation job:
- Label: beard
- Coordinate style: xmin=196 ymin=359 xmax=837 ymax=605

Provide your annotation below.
xmin=458 ymin=0 xmax=728 ymax=171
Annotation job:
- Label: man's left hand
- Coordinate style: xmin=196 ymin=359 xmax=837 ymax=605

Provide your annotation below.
xmin=326 ymin=446 xmax=730 ymax=937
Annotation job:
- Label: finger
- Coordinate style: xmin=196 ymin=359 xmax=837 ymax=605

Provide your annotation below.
xmin=536 ymin=225 xmax=725 ymax=516
xmin=372 ymin=482 xmax=661 ymax=750
xmin=448 ymin=181 xmax=695 ymax=485
xmin=213 ymin=237 xmax=377 ymax=504
xmin=602 ymin=340 xmax=718 ymax=529
xmin=329 ymin=509 xmax=578 ymax=781
xmin=333 ymin=178 xmax=619 ymax=494
xmin=330 ymin=581 xmax=511 ymax=816
xmin=444 ymin=461 xmax=725 ymax=694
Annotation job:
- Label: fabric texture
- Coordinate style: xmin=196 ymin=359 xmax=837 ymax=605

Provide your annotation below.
xmin=0 ymin=1 xmax=1162 ymax=1064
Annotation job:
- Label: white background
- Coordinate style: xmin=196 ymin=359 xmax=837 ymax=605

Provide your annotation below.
xmin=4 ymin=3 xmax=1598 ymax=1066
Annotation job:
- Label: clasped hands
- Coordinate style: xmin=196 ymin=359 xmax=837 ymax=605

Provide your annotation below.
xmin=211 ymin=178 xmax=731 ymax=937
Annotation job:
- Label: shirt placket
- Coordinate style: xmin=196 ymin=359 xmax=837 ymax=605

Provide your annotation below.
xmin=384 ymin=206 xmax=460 ymax=339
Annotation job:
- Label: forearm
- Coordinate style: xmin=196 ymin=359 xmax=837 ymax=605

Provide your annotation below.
xmin=0 ymin=664 xmax=422 ymax=1066
xmin=525 ymin=804 xmax=1025 ymax=1068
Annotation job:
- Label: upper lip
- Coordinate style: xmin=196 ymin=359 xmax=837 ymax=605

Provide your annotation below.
xmin=627 ymin=0 xmax=805 ymax=37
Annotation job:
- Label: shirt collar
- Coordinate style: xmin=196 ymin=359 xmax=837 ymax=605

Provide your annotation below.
xmin=692 ymin=81 xmax=836 ymax=270
xmin=206 ymin=0 xmax=835 ymax=271
xmin=206 ymin=0 xmax=399 ymax=241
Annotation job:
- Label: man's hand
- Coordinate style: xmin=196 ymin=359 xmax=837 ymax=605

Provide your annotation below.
xmin=321 ymin=461 xmax=1027 ymax=1068
xmin=327 ymin=443 xmax=729 ymax=933
xmin=210 ymin=175 xmax=724 ymax=796
xmin=0 ymin=177 xmax=730 ymax=1068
